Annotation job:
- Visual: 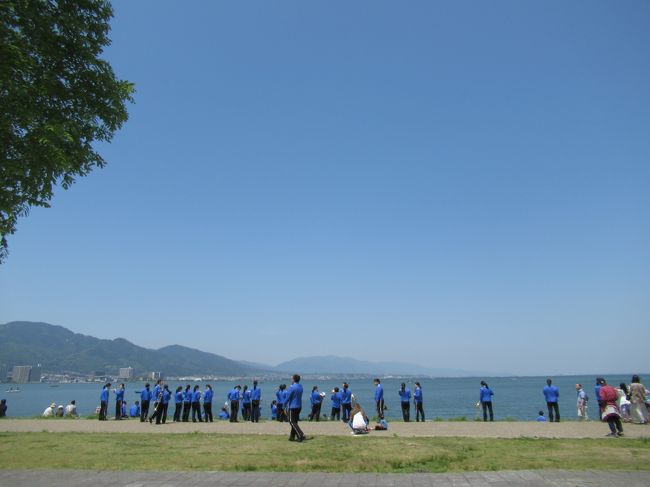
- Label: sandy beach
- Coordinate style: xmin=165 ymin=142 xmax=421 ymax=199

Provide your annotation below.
xmin=1 ymin=418 xmax=648 ymax=438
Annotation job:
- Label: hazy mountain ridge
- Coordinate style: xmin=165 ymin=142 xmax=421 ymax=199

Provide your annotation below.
xmin=274 ymin=355 xmax=483 ymax=377
xmin=0 ymin=321 xmax=266 ymax=377
xmin=1 ymin=321 xmax=488 ymax=378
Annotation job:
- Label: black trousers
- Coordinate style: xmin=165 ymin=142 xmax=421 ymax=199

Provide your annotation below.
xmin=150 ymin=402 xmax=162 ymax=423
xmin=607 ymin=416 xmax=623 ymax=434
xmin=415 ymin=401 xmax=425 ymax=421
xmin=173 ymin=403 xmax=182 ymax=422
xmin=192 ymin=402 xmax=203 ymax=422
xmin=342 ymin=403 xmax=351 ymax=422
xmin=376 ymin=399 xmax=384 ymax=420
xmin=140 ymin=400 xmax=150 ymax=422
xmin=309 ymin=403 xmax=321 ymax=421
xmin=99 ymin=400 xmax=107 ymax=420
xmin=182 ymin=401 xmax=191 ymax=422
xmin=276 ymin=405 xmax=285 ymax=422
xmin=251 ymin=400 xmax=260 ymax=422
xmin=401 ymin=401 xmax=410 ymax=422
xmin=115 ymin=400 xmax=123 ymax=419
xmin=230 ymin=400 xmax=239 ymax=422
xmin=482 ymin=401 xmax=494 ymax=421
xmin=156 ymin=403 xmax=169 ymax=424
xmin=331 ymin=407 xmax=340 ymax=421
xmin=547 ymin=402 xmax=560 ymax=422
xmin=288 ymin=407 xmax=305 ymax=441
xmin=204 ymin=402 xmax=213 ymax=422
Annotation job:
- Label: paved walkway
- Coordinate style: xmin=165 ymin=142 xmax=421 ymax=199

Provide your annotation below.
xmin=1 ymin=419 xmax=649 ymax=438
xmin=0 ymin=469 xmax=649 ymax=486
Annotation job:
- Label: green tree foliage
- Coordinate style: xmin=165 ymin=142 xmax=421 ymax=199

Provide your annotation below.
xmin=0 ymin=0 xmax=134 ymax=263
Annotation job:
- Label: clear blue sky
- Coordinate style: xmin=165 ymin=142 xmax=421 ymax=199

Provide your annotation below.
xmin=1 ymin=1 xmax=649 ymax=375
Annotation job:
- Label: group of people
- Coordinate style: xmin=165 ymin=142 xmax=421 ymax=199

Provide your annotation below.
xmin=93 ymin=375 xmax=648 ymax=439
xmin=99 ymin=381 xmax=218 ymax=424
xmin=42 ymin=400 xmax=77 ymax=417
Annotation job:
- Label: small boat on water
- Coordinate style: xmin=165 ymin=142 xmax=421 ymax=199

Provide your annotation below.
xmin=6 ymin=387 xmax=21 ymax=393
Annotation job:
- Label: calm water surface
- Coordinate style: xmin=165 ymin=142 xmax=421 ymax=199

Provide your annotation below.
xmin=2 ymin=374 xmax=642 ymax=420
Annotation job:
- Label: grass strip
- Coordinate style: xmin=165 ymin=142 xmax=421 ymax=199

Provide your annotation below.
xmin=0 ymin=432 xmax=649 ymax=473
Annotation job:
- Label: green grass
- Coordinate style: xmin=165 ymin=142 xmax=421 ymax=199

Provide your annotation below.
xmin=0 ymin=432 xmax=649 ymax=473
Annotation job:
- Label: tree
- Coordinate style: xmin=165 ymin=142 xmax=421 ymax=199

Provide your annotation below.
xmin=0 ymin=0 xmax=134 ymax=263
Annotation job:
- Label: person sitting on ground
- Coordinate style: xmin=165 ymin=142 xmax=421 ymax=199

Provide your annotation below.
xmin=42 ymin=403 xmax=56 ymax=417
xmin=349 ymin=403 xmax=370 ymax=434
xmin=373 ymin=418 xmax=389 ymax=430
xmin=129 ymin=401 xmax=140 ymax=418
xmin=218 ymin=407 xmax=230 ymax=420
xmin=55 ymin=405 xmax=64 ymax=417
xmin=271 ymin=400 xmax=278 ymax=420
xmin=536 ymin=410 xmax=547 ymax=422
xmin=64 ymin=400 xmax=78 ymax=417
xmin=0 ymin=399 xmax=7 ymax=417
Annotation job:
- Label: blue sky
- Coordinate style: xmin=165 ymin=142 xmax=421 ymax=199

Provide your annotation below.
xmin=1 ymin=1 xmax=649 ymax=375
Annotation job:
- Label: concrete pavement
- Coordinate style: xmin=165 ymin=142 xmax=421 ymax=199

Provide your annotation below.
xmin=1 ymin=469 xmax=649 ymax=486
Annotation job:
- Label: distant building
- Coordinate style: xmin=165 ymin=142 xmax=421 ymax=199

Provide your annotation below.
xmin=11 ymin=365 xmax=32 ymax=383
xmin=119 ymin=367 xmax=133 ymax=380
xmin=148 ymin=371 xmax=162 ymax=381
xmin=0 ymin=364 xmax=8 ymax=382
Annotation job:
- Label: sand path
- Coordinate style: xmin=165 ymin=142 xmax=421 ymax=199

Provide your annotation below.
xmin=1 ymin=419 xmax=648 ymax=438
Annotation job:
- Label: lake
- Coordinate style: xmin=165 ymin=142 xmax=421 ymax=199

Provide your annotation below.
xmin=2 ymin=374 xmax=643 ymax=421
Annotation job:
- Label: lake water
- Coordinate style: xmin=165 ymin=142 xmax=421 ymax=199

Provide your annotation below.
xmin=3 ymin=374 xmax=642 ymax=420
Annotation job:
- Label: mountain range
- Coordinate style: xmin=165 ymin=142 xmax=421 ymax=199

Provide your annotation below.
xmin=0 ymin=321 xmax=484 ymax=378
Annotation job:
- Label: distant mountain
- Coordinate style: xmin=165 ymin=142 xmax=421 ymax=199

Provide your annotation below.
xmin=274 ymin=355 xmax=483 ymax=377
xmin=0 ymin=321 xmax=268 ymax=377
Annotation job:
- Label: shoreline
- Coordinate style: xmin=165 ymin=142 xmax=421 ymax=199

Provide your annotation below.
xmin=1 ymin=418 xmax=649 ymax=438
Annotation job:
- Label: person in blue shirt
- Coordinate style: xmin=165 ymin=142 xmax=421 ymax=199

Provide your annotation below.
xmin=536 ymin=410 xmax=547 ymax=422
xmin=374 ymin=379 xmax=384 ymax=420
xmin=275 ymin=384 xmax=287 ymax=422
xmin=595 ymin=377 xmax=605 ymax=415
xmin=286 ymin=374 xmax=306 ymax=442
xmin=241 ymin=385 xmax=251 ymax=421
xmin=140 ymin=383 xmax=152 ymax=422
xmin=308 ymin=386 xmax=323 ymax=421
xmin=121 ymin=400 xmax=127 ymax=419
xmin=160 ymin=385 xmax=171 ymax=424
xmin=99 ymin=383 xmax=111 ymax=421
xmin=271 ymin=400 xmax=278 ymax=420
xmin=479 ymin=380 xmax=494 ymax=421
xmin=228 ymin=385 xmax=241 ymax=423
xmin=203 ymin=384 xmax=214 ymax=423
xmin=152 ymin=380 xmax=162 ymax=408
xmin=218 ymin=407 xmax=230 ymax=420
xmin=182 ymin=384 xmax=192 ymax=422
xmin=191 ymin=385 xmax=203 ymax=423
xmin=114 ymin=383 xmax=125 ymax=420
xmin=173 ymin=386 xmax=184 ymax=422
xmin=250 ymin=381 xmax=262 ymax=423
xmin=330 ymin=387 xmax=341 ymax=421
xmin=129 ymin=401 xmax=140 ymax=418
xmin=543 ymin=378 xmax=560 ymax=422
xmin=340 ymin=383 xmax=352 ymax=422
xmin=149 ymin=383 xmax=164 ymax=424
xmin=414 ymin=382 xmax=425 ymax=422
xmin=398 ymin=383 xmax=411 ymax=422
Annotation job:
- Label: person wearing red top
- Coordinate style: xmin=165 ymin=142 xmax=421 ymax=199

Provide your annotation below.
xmin=599 ymin=379 xmax=624 ymax=437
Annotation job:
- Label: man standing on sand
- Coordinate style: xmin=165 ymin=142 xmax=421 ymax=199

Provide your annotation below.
xmin=374 ymin=379 xmax=384 ymax=420
xmin=340 ymin=383 xmax=352 ymax=422
xmin=286 ymin=374 xmax=306 ymax=442
xmin=576 ymin=383 xmax=588 ymax=420
xmin=251 ymin=381 xmax=262 ymax=423
xmin=140 ymin=383 xmax=152 ymax=422
xmin=414 ymin=382 xmax=425 ymax=422
xmin=114 ymin=383 xmax=125 ymax=420
xmin=543 ymin=378 xmax=560 ymax=422
xmin=228 ymin=385 xmax=241 ymax=423
xmin=99 ymin=383 xmax=110 ymax=421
